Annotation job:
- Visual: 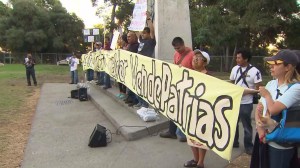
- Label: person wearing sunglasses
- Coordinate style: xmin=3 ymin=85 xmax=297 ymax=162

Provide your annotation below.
xmin=250 ymin=49 xmax=300 ymax=168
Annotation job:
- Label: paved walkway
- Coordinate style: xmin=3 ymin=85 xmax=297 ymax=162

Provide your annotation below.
xmin=21 ymin=83 xmax=254 ymax=168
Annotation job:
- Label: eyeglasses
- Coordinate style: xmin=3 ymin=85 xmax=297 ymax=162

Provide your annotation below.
xmin=267 ymin=60 xmax=284 ymax=65
xmin=194 ymin=56 xmax=207 ymax=62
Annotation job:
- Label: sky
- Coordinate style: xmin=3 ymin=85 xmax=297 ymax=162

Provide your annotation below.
xmin=59 ymin=0 xmax=102 ymax=28
xmin=0 ymin=0 xmax=102 ymax=28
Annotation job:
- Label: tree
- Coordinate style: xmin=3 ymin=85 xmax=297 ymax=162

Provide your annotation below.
xmin=189 ymin=0 xmax=300 ymax=71
xmin=0 ymin=0 xmax=85 ymax=53
xmin=282 ymin=17 xmax=300 ymax=49
xmin=91 ymin=0 xmax=134 ymax=38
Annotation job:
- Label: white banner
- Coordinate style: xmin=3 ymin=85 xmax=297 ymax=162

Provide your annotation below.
xmin=128 ymin=0 xmax=147 ymax=31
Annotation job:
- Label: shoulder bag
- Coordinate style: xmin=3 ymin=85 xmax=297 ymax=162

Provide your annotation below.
xmin=266 ymin=83 xmax=300 ymax=144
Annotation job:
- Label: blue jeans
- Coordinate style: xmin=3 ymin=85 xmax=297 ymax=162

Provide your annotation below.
xmin=104 ymin=72 xmax=111 ymax=87
xmin=176 ymin=127 xmax=186 ymax=139
xmin=86 ymin=69 xmax=94 ymax=81
xmin=26 ymin=68 xmax=37 ymax=85
xmin=127 ymin=89 xmax=138 ymax=104
xmin=269 ymin=145 xmax=296 ymax=168
xmin=71 ymin=70 xmax=78 ymax=84
xmin=97 ymin=71 xmax=105 ymax=85
xmin=234 ymin=103 xmax=253 ymax=149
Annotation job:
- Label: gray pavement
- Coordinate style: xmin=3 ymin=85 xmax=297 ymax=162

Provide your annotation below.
xmin=21 ymin=83 xmax=255 ymax=168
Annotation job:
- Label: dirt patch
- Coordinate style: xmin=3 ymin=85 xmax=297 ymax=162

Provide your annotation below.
xmin=227 ymin=154 xmax=251 ymax=168
xmin=0 ymin=88 xmax=40 ymax=168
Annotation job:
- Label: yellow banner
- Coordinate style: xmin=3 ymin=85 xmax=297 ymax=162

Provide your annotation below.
xmin=81 ymin=49 xmax=243 ymax=160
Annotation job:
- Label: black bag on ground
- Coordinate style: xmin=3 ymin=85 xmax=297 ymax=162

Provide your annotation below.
xmin=70 ymin=89 xmax=79 ymax=99
xmin=88 ymin=124 xmax=107 ymax=147
xmin=78 ymin=88 xmax=88 ymax=101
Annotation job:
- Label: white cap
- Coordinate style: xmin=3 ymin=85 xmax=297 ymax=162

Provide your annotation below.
xmin=194 ymin=49 xmax=210 ymax=65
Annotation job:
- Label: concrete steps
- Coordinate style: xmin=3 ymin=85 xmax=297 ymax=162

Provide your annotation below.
xmin=88 ymin=83 xmax=169 ymax=141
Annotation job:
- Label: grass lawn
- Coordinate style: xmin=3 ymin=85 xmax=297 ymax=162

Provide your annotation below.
xmin=0 ymin=64 xmax=271 ymax=167
xmin=0 ymin=64 xmax=80 ymax=118
xmin=0 ymin=64 xmax=81 ymax=168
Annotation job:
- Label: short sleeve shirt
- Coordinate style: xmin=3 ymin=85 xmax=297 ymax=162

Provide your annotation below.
xmin=260 ymin=80 xmax=300 ymax=109
xmin=127 ymin=42 xmax=139 ymax=53
xmin=70 ymin=58 xmax=79 ymax=71
xmin=173 ymin=47 xmax=194 ymax=70
xmin=230 ymin=64 xmax=262 ymax=104
xmin=138 ymin=38 xmax=156 ymax=58
xmin=260 ymin=80 xmax=300 ymax=149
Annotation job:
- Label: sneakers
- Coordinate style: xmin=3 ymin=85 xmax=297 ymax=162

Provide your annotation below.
xmin=159 ymin=131 xmax=177 ymax=139
xmin=103 ymin=86 xmax=111 ymax=89
xmin=179 ymin=137 xmax=187 ymax=142
xmin=128 ymin=102 xmax=137 ymax=107
xmin=133 ymin=103 xmax=142 ymax=108
xmin=118 ymin=94 xmax=126 ymax=99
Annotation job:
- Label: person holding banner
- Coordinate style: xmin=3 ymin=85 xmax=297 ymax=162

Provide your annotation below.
xmin=230 ymin=49 xmax=262 ymax=155
xmin=250 ymin=49 xmax=300 ymax=168
xmin=183 ymin=49 xmax=211 ymax=168
xmin=123 ymin=31 xmax=140 ymax=106
xmin=102 ymin=37 xmax=112 ymax=89
xmin=94 ymin=42 xmax=104 ymax=86
xmin=86 ymin=50 xmax=94 ymax=82
xmin=133 ymin=11 xmax=156 ymax=109
xmin=115 ymin=34 xmax=129 ymax=99
xmin=160 ymin=37 xmax=194 ymax=142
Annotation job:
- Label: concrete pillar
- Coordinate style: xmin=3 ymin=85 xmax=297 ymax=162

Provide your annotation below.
xmin=153 ymin=0 xmax=192 ymax=63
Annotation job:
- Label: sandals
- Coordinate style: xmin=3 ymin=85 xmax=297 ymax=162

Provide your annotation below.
xmin=184 ymin=160 xmax=197 ymax=167
xmin=184 ymin=160 xmax=204 ymax=168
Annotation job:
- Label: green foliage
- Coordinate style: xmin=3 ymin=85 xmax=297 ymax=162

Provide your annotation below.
xmin=0 ymin=0 xmax=85 ymax=53
xmin=189 ymin=0 xmax=300 ymax=55
xmin=92 ymin=0 xmax=134 ymax=37
xmin=284 ymin=17 xmax=300 ymax=49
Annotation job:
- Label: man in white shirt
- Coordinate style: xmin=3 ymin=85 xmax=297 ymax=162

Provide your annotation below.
xmin=69 ymin=53 xmax=80 ymax=84
xmin=230 ymin=49 xmax=262 ymax=155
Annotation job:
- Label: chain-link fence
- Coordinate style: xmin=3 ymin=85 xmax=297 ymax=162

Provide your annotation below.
xmin=0 ymin=52 xmax=72 ymax=64
xmin=1 ymin=52 xmax=268 ymax=74
xmin=208 ymin=55 xmax=267 ymax=74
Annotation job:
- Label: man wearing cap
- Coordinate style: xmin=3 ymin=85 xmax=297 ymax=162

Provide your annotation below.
xmin=159 ymin=37 xmax=194 ymax=142
xmin=230 ymin=49 xmax=262 ymax=155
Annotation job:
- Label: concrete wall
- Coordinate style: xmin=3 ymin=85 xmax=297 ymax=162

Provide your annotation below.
xmin=153 ymin=0 xmax=192 ymax=63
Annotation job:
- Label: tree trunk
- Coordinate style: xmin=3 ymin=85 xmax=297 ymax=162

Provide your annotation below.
xmin=230 ymin=42 xmax=238 ymax=71
xmin=109 ymin=2 xmax=117 ymax=38
xmin=224 ymin=45 xmax=229 ymax=72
